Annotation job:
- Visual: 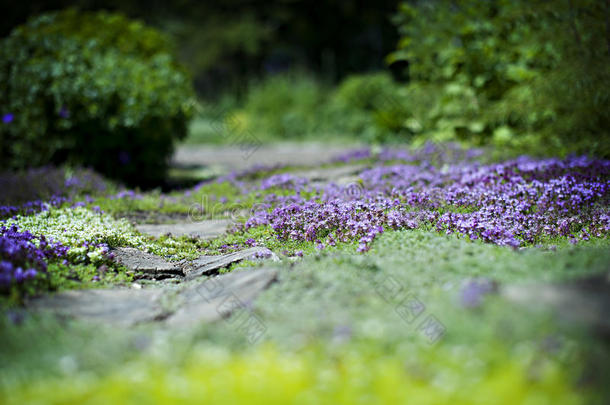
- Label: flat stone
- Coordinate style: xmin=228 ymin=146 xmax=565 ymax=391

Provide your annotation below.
xmin=136 ymin=220 xmax=231 ymax=239
xmin=166 ymin=267 xmax=278 ymax=327
xmin=27 ymin=289 xmax=165 ymax=326
xmin=172 ymin=143 xmax=361 ymax=171
xmin=112 ymin=247 xmax=182 ymax=277
xmin=183 ymin=247 xmax=279 ymax=281
xmin=502 ymin=272 xmax=610 ymax=335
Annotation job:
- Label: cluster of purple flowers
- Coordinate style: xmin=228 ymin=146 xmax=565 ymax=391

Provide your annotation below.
xmin=332 ymin=148 xmax=371 ymax=163
xmin=460 ymin=278 xmax=498 ymax=308
xmin=239 ymin=153 xmax=609 ymax=252
xmin=0 ymin=196 xmax=70 ymax=219
xmin=332 ymin=142 xmax=485 ymax=166
xmin=260 ymin=174 xmax=308 ymax=191
xmin=110 ymin=190 xmax=143 ymax=200
xmin=0 ymin=225 xmax=69 ymax=289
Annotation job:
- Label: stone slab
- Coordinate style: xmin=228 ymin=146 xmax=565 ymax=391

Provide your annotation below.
xmin=112 ymin=247 xmax=182 ymax=277
xmin=183 ymin=247 xmax=279 ymax=280
xmin=502 ymin=272 xmax=610 ymax=334
xmin=166 ymin=267 xmax=278 ymax=327
xmin=28 ymin=288 xmax=165 ymax=326
xmin=172 ymin=143 xmax=361 ymax=171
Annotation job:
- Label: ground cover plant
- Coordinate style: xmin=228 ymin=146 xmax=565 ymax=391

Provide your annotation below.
xmin=0 ymin=143 xmax=608 ymax=403
xmin=1 ymin=143 xmax=608 ymax=298
xmin=2 ymin=1 xmax=609 ymax=403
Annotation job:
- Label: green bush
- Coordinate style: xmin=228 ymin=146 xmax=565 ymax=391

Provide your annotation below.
xmin=330 ymin=72 xmax=411 ymax=143
xmin=215 ymin=72 xmax=409 ymax=144
xmin=0 ymin=9 xmax=196 ymax=185
xmin=389 ymin=0 xmax=610 ymax=156
xmin=235 ymin=73 xmax=327 ymax=139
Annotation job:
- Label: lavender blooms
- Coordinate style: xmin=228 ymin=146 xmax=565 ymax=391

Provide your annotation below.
xmin=0 ymin=225 xmax=69 ymax=289
xmin=460 ymin=278 xmax=498 ymax=308
xmin=240 ymin=153 xmax=609 ymax=252
xmin=2 ymin=113 xmax=14 ymax=123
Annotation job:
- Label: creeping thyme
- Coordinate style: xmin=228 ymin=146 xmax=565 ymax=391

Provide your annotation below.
xmin=0 ymin=225 xmax=69 ymax=291
xmin=239 ymin=154 xmax=609 ymax=251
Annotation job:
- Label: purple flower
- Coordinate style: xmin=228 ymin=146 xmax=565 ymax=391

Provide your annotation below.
xmin=460 ymin=278 xmax=498 ymax=308
xmin=118 ymin=151 xmax=130 ymax=165
xmin=241 ymin=152 xmax=608 ymax=252
xmin=6 ymin=310 xmax=25 ymax=325
xmin=252 ymin=249 xmax=273 ymax=259
xmin=59 ymin=105 xmax=70 ymax=119
xmin=2 ymin=113 xmax=14 ymax=123
xmin=1 ymin=225 xmax=69 ymax=290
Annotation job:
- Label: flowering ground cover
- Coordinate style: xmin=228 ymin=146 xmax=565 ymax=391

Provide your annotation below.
xmin=0 ymin=143 xmax=609 ymax=404
xmin=240 ymin=155 xmax=609 ymax=252
xmin=0 ymin=225 xmax=68 ymax=293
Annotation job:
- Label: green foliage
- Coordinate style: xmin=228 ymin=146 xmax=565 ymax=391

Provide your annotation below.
xmin=330 ymin=72 xmax=411 ymax=143
xmin=231 ymin=73 xmax=328 ymax=140
xmin=0 ymin=9 xmax=196 ymax=185
xmin=162 ymin=12 xmax=272 ymax=86
xmin=200 ymin=72 xmax=409 ymax=144
xmin=389 ymin=0 xmax=610 ymax=156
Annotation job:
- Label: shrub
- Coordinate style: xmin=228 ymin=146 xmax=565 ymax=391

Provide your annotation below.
xmin=219 ymin=72 xmax=409 ymax=143
xmin=389 ymin=0 xmax=610 ymax=156
xmin=235 ymin=73 xmax=327 ymax=139
xmin=330 ymin=72 xmax=410 ymax=143
xmin=0 ymin=9 xmax=196 ymax=185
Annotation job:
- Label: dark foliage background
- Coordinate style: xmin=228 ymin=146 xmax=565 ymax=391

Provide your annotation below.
xmin=0 ymin=0 xmax=401 ymax=96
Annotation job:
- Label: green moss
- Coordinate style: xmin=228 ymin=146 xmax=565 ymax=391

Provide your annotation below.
xmin=45 ymin=262 xmax=134 ymax=292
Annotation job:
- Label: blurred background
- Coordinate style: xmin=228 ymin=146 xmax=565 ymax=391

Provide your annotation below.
xmin=1 ymin=0 xmax=608 ymax=186
xmin=0 ymin=0 xmax=401 ymax=93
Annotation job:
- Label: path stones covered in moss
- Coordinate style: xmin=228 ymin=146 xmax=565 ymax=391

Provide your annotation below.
xmin=27 ymin=289 xmax=166 ymax=327
xmin=167 ymin=267 xmax=278 ymax=327
xmin=112 ymin=245 xmax=277 ymax=279
xmin=183 ymin=247 xmax=279 ymax=280
xmin=27 ymin=267 xmax=278 ymax=327
xmin=112 ymin=247 xmax=183 ymax=279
